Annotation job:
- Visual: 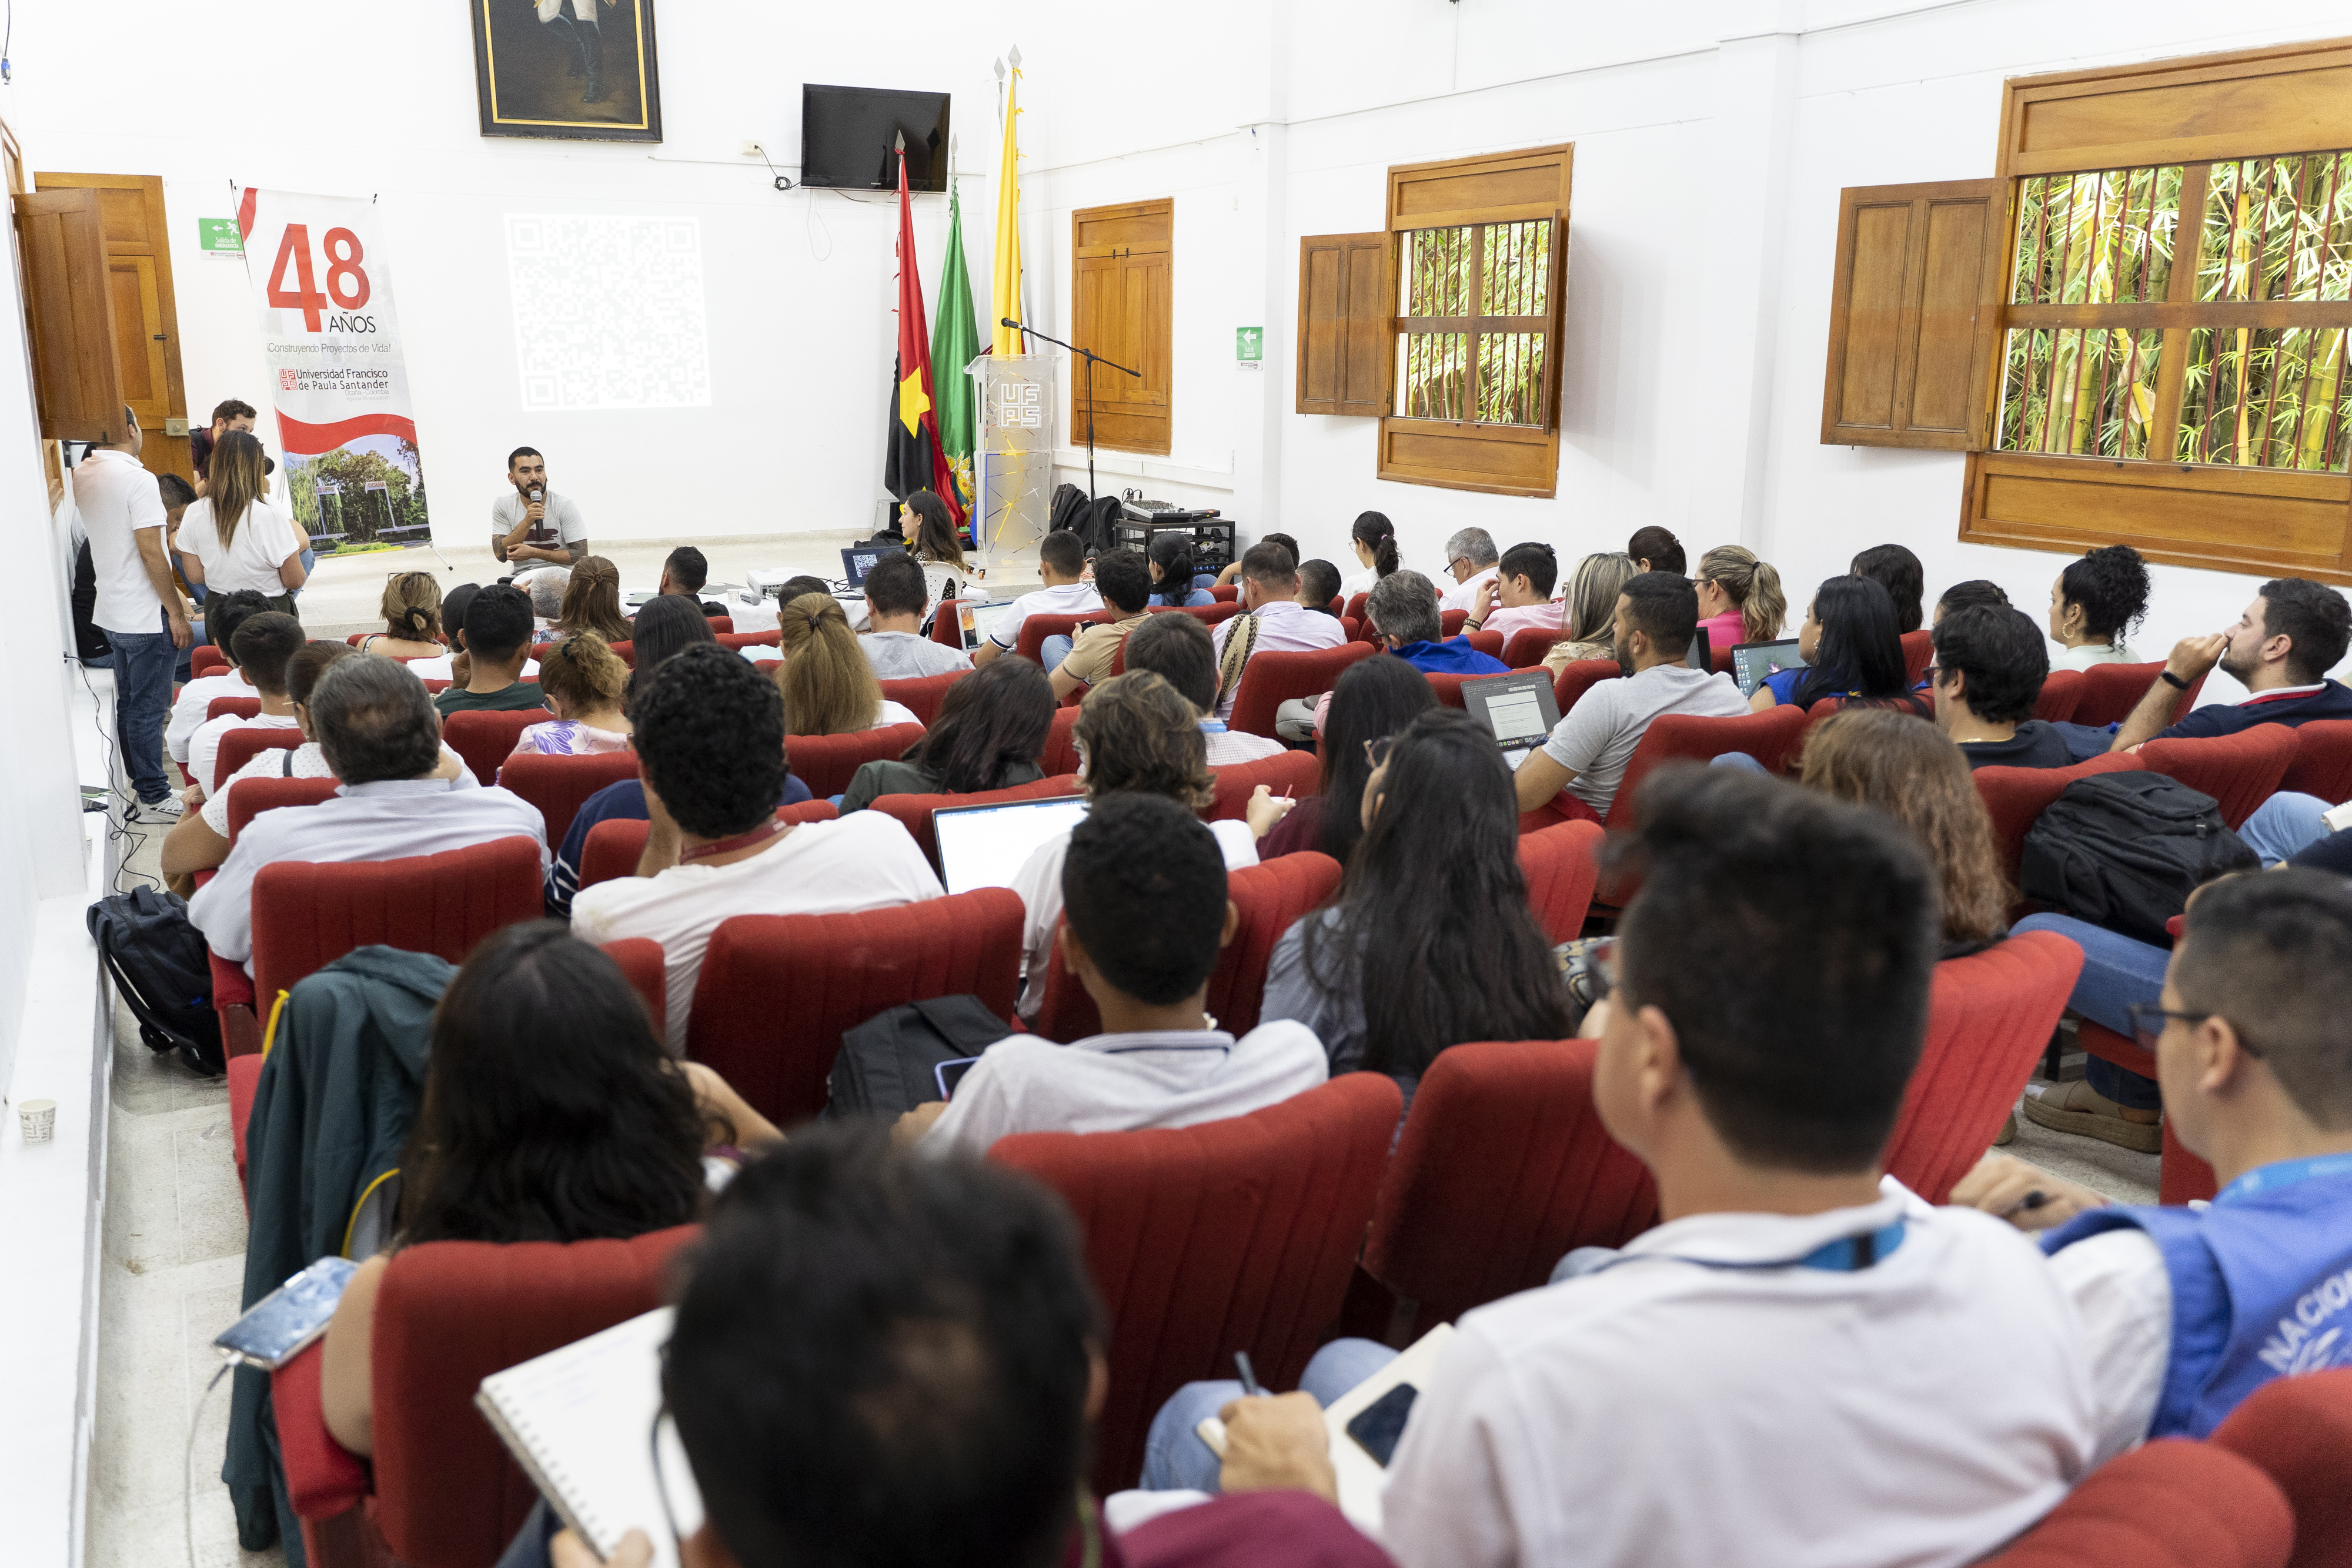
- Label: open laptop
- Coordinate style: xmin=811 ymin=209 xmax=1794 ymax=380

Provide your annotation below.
xmin=933 ymin=795 xmax=1091 ymax=896
xmin=1732 ymin=638 xmax=1805 ymax=698
xmin=840 ymin=544 xmax=898 ymax=588
xmin=1461 ymin=671 xmax=1563 ymax=771
xmin=954 ymin=599 xmax=1017 ymax=654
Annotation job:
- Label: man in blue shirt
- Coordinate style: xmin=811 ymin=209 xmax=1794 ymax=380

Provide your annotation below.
xmin=1364 ymin=570 xmax=1507 ymax=675
xmin=2110 ymin=577 xmax=2352 ymax=751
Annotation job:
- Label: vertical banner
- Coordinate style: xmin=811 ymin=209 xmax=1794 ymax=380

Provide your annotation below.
xmin=236 ymin=188 xmax=432 ymax=554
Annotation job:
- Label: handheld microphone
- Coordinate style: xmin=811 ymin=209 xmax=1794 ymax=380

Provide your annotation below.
xmin=1000 ymin=317 xmax=1021 ymax=329
xmin=528 ymin=487 xmax=544 ymax=506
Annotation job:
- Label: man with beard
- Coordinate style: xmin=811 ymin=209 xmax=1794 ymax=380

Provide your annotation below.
xmin=493 ymin=445 xmax=590 ymax=568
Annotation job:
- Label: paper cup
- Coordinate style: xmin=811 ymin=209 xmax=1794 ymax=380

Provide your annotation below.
xmin=18 ymin=1099 xmax=55 ymax=1144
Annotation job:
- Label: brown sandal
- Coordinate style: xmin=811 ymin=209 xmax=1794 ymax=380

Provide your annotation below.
xmin=2019 ymin=1080 xmax=2161 ymax=1154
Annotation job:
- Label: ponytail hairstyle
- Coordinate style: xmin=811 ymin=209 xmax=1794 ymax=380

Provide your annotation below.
xmin=2057 ymin=544 xmax=2152 ymax=646
xmin=1626 ymin=526 xmax=1685 ymax=577
xmin=1147 ymin=530 xmax=1198 ymax=606
xmin=1351 ymin=511 xmax=1401 ymax=580
xmin=775 ymin=591 xmax=884 ymax=735
xmin=206 ymin=430 xmax=269 ymax=549
xmin=377 ymin=570 xmax=444 ymax=643
xmin=1696 ymin=545 xmax=1789 ymax=645
xmin=556 ymin=556 xmax=634 ymax=642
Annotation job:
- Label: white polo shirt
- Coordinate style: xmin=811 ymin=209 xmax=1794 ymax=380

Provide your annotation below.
xmin=186 ymin=711 xmax=302 ymax=798
xmin=168 ymin=669 xmax=256 ymax=764
xmin=1439 ymin=564 xmax=1498 ymax=616
xmin=1010 ymin=818 xmax=1261 ymax=1019
xmin=1209 ymin=600 xmax=1348 ymax=720
xmin=988 ymin=581 xmax=1104 ymax=653
xmin=75 ymin=448 xmax=169 ymax=637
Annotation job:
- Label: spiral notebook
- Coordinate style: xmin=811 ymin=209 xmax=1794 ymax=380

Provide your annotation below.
xmin=474 ymin=1307 xmax=703 ymax=1568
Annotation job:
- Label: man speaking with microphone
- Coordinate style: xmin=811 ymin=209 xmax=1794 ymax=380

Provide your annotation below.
xmin=492 ymin=445 xmax=589 ymax=568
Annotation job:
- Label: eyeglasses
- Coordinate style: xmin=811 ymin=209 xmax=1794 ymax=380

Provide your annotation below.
xmin=2125 ymin=1002 xmax=2261 ymax=1057
xmin=1448 ymin=556 xmax=1472 ymax=573
xmin=1362 ymin=735 xmax=1396 ymax=770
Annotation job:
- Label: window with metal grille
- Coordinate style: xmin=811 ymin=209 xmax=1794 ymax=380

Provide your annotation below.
xmin=1395 ymin=220 xmax=1554 ymax=426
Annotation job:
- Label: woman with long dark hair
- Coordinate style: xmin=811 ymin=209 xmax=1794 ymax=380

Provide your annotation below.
xmin=1340 ymin=510 xmax=1401 ymax=599
xmin=841 ymin=658 xmax=1054 ymax=812
xmin=1751 ymin=574 xmax=1928 ymax=716
xmin=1147 ymin=530 xmax=1214 ymax=607
xmin=903 ymin=489 xmax=968 ymax=624
xmin=1850 ymin=542 xmax=1926 ymax=634
xmin=1626 ymin=525 xmax=1686 ymax=577
xmin=1260 ymin=654 xmax=1435 ymax=862
xmin=1262 ymin=708 xmax=1570 ymax=1084
xmin=318 ymin=922 xmax=776 ymax=1456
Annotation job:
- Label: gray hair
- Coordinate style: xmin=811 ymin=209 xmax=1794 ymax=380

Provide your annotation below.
xmin=522 ymin=567 xmax=571 ymax=620
xmin=1366 ymin=570 xmax=1442 ymax=647
xmin=1444 ymin=527 xmax=1498 ymax=570
xmin=310 ymin=656 xmax=442 ymax=785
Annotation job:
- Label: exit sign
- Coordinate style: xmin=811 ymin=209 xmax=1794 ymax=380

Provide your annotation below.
xmin=196 ymin=218 xmax=242 ymax=255
xmin=1235 ymin=326 xmax=1263 ymax=362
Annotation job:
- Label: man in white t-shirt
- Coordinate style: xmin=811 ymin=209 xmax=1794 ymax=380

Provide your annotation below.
xmin=1437 ymin=526 xmax=1500 ymax=615
xmin=183 ymin=612 xmax=307 ymax=798
xmin=1514 ymin=572 xmax=1749 ymax=821
xmin=492 ymin=446 xmax=588 ymax=567
xmin=163 ymin=589 xmax=272 ymax=765
xmin=901 ymin=793 xmax=1325 ymax=1155
xmin=1207 ymin=543 xmax=1346 ymax=721
xmin=76 ymin=407 xmax=193 ymax=821
xmin=974 ymin=529 xmax=1101 ymax=666
xmin=1124 ymin=614 xmax=1287 ymax=767
xmin=569 ymin=644 xmax=945 ymax=1055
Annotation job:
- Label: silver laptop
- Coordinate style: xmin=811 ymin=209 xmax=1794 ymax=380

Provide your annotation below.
xmin=932 ymin=795 xmax=1090 ymax=895
xmin=1461 ymin=671 xmax=1563 ymax=771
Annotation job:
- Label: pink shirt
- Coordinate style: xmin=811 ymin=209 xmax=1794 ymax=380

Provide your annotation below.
xmin=1478 ymin=600 xmax=1565 ymax=645
xmin=1210 ymin=600 xmax=1348 ymax=719
xmin=1696 ymin=610 xmax=1751 ymax=660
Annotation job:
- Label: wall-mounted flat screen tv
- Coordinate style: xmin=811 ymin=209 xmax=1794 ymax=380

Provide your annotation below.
xmin=800 ymin=85 xmax=950 ymax=192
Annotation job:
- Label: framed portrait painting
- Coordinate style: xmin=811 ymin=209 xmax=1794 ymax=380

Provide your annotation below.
xmin=472 ymin=0 xmax=663 ymax=142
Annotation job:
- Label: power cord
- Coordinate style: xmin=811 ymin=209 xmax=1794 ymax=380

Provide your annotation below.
xmin=71 ymin=653 xmax=162 ymax=894
xmin=755 ymin=145 xmax=794 ymax=192
xmin=186 ymin=1360 xmax=232 ymax=1568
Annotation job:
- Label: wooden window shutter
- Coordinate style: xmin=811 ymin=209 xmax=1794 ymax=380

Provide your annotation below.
xmin=1297 ymin=232 xmax=1388 ymax=416
xmin=1071 ymin=199 xmax=1172 ymax=456
xmin=1819 ymin=179 xmax=2007 ymax=450
xmin=13 ymin=188 xmax=126 ymax=444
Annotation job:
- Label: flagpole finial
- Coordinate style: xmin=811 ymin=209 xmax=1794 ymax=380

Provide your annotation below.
xmin=894 ymin=129 xmax=906 ymax=153
xmin=1007 ymin=44 xmax=1022 ymax=68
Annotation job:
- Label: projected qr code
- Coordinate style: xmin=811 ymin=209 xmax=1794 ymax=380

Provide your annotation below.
xmin=506 ymin=215 xmax=711 ymax=412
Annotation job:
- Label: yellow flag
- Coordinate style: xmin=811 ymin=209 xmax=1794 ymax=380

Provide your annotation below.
xmin=990 ymin=63 xmax=1023 ymax=357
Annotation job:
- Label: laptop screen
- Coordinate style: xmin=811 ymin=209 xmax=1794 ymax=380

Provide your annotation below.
xmin=1732 ymin=639 xmax=1805 ymax=698
xmin=933 ymin=796 xmax=1091 ymax=896
xmin=841 ymin=545 xmax=894 ymax=587
xmin=956 ymin=601 xmax=1016 ymax=651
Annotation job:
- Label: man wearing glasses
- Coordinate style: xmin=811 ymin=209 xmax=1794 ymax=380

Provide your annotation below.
xmin=1435 ymin=526 xmax=1499 ymax=616
xmin=1959 ymin=870 xmax=2352 ymax=1458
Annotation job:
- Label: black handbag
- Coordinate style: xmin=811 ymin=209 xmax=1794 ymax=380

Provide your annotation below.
xmin=826 ymin=995 xmax=1014 ymax=1120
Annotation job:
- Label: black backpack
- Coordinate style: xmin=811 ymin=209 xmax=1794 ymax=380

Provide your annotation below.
xmin=86 ymin=886 xmax=224 ymax=1075
xmin=1048 ymin=483 xmax=1090 ymax=539
xmin=825 ymin=995 xmax=1013 ymax=1121
xmin=2020 ymin=771 xmax=2258 ymax=944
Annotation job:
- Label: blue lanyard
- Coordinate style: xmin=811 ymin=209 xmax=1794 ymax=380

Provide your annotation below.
xmin=1591 ymin=1219 xmax=1907 ymax=1277
xmin=2216 ymin=1154 xmax=2352 ymax=1206
xmin=1198 ymin=719 xmax=1229 ymax=734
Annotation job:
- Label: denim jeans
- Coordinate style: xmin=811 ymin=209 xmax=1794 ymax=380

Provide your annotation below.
xmin=110 ymin=616 xmax=179 ymax=804
xmin=1710 ymin=752 xmax=1768 ymax=774
xmin=1140 ymin=1338 xmax=1401 ymax=1494
xmin=2238 ymin=791 xmax=2331 ymax=864
xmin=2012 ymin=912 xmax=2169 ymax=1110
xmin=1039 ymin=633 xmax=1074 ymax=672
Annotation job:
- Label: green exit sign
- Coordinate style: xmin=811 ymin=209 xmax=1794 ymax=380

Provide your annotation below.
xmin=1235 ymin=326 xmax=1263 ymax=362
xmin=196 ymin=218 xmax=242 ymax=254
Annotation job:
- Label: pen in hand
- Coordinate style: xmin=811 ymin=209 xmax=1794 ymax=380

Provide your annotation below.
xmin=1235 ymin=1350 xmax=1262 ymax=1398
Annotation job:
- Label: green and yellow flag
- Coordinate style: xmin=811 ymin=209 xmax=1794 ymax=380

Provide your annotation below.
xmin=933 ymin=181 xmax=980 ymax=518
xmin=990 ymin=59 xmax=1023 ymax=357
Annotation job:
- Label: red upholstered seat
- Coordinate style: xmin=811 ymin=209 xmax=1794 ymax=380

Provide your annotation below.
xmin=206 ymin=694 xmax=261 ymax=722
xmin=704 ymin=615 xmax=734 ymax=633
xmin=215 ymin=726 xmax=303 ymax=782
xmin=1207 ymin=751 xmax=1319 ymax=822
xmin=598 ymin=937 xmax=667 ymax=1042
xmin=786 ymin=723 xmax=926 ymax=798
xmin=1501 ymin=626 xmax=1573 ymax=669
xmin=1880 ymin=932 xmax=2082 ymax=1204
xmin=212 ymin=947 xmax=265 ymax=1061
xmin=689 ymin=890 xmax=1025 ymax=1124
xmin=1226 ymin=643 xmax=1376 ymax=739
xmin=2160 ymin=1117 xmax=2219 ymax=1205
xmin=1439 ymin=609 xmax=1469 ymax=638
xmin=2074 ymin=660 xmax=2207 ymax=728
xmin=1605 ymin=708 xmax=1807 ymax=832
xmin=607 ymin=640 xmax=635 ymax=668
xmin=1042 ymin=706 xmax=1084 ymax=773
xmin=1980 ymin=1438 xmax=2291 ymax=1568
xmin=1210 ymin=583 xmax=1240 ymax=602
xmin=2138 ymin=723 xmax=2299 ymax=830
xmin=441 ymin=708 xmax=553 ymax=788
xmin=1518 ymin=820 xmax=1603 ymax=943
xmin=1343 ymin=591 xmax=1368 ymax=625
xmin=1900 ymin=628 xmax=1933 ymax=685
xmin=2281 ymin=719 xmax=2352 ymax=805
xmin=1973 ymin=753 xmax=2146 ymax=887
xmin=577 ymin=800 xmax=840 ymax=895
xmin=2212 ymin=1366 xmax=2352 ymax=1568
xmin=496 ymin=750 xmax=639 ymax=850
xmin=1357 ymin=1037 xmax=1656 ymax=1344
xmin=930 ymin=597 xmax=969 ymax=648
xmin=1552 ymin=658 xmax=1620 ymax=717
xmin=192 ymin=644 xmax=229 ymax=677
xmin=1464 ymin=628 xmax=1504 ymax=661
xmin=880 ymin=669 xmax=973 ymax=727
xmin=716 ymin=629 xmax=779 ymax=653
xmin=2034 ymin=668 xmax=2087 ymax=723
xmin=992 ymin=1073 xmax=1402 ymax=1495
xmin=1016 ymin=611 xmax=1093 ymax=664
xmin=1423 ymin=672 xmax=1474 ymax=709
xmin=227 ymin=1052 xmax=263 ymax=1189
xmin=1149 ymin=601 xmax=1245 ymax=628
xmin=868 ymin=775 xmax=1083 ymax=871
xmin=226 ymin=775 xmax=342 ymax=841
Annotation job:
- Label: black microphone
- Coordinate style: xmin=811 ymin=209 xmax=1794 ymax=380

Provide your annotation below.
xmin=1000 ymin=317 xmax=1021 ymax=329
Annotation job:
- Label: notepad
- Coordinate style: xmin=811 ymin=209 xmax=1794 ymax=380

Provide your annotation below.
xmin=474 ymin=1307 xmax=704 ymax=1568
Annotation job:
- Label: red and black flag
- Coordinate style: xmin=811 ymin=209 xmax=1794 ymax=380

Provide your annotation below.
xmin=883 ymin=147 xmax=966 ymax=529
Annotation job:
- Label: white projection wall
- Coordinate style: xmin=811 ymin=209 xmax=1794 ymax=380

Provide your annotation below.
xmin=505 ymin=214 xmax=711 ymax=412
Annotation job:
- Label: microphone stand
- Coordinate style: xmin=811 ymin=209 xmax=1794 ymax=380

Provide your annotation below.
xmin=1002 ymin=318 xmax=1138 ymax=502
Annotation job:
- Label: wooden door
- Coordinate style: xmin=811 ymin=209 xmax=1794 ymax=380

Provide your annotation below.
xmin=14 ymin=189 xmax=125 ymax=444
xmin=34 ymin=172 xmax=189 ymax=483
xmin=1071 ymin=199 xmax=1172 ymax=456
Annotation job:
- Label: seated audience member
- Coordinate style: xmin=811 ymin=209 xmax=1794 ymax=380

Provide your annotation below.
xmin=1125 ymin=611 xmax=1284 ymax=765
xmin=1958 ymin=870 xmax=2352 ymax=1460
xmin=1464 ymin=540 xmax=1566 ymax=644
xmin=1147 ymin=530 xmax=1216 ymax=607
xmin=355 ymin=571 xmax=445 ymax=658
xmin=1798 ymin=708 xmax=2008 ymax=951
xmin=520 ymin=566 xmax=570 ymax=641
xmin=1364 ymin=570 xmax=1508 ymax=676
xmin=841 ymin=658 xmax=1053 ymax=813
xmin=189 ymin=658 xmax=548 ymax=969
xmin=319 ymin=922 xmax=777 ymax=1457
xmin=185 ymin=612 xmax=306 ymax=798
xmin=1339 ymin=510 xmax=1401 ymax=600
xmin=774 ymin=591 xmax=923 ymax=734
xmin=513 ymin=634 xmax=632 ymax=757
xmin=1216 ymin=530 xmax=1298 ymax=589
xmin=775 ymin=573 xmax=833 ymax=607
xmin=1542 ymin=550 xmax=1642 ymax=676
xmin=1851 ymin=542 xmax=1926 ymax=634
xmin=1260 ymin=655 xmax=1435 ymax=862
xmin=1164 ymin=767 xmax=2097 ymax=1567
xmin=1750 ymin=574 xmax=1929 ymax=717
xmin=403 ymin=583 xmax=523 ymax=683
xmin=902 ymin=489 xmax=970 ymax=624
xmin=979 ymin=530 xmax=1102 ymax=665
xmin=1438 ymin=526 xmax=1500 ymax=614
xmin=1208 ymin=541 xmax=1347 ymax=720
xmin=656 ymin=544 xmax=727 ymax=614
xmin=1264 ymin=709 xmax=1568 ymax=1081
xmin=2049 ymin=544 xmax=2150 ymax=669
xmin=569 ymin=644 xmax=943 ymax=1055
xmin=858 ymin=552 xmax=973 ymax=678
xmin=435 ymin=584 xmax=546 ymax=715
xmin=1514 ymin=573 xmax=1748 ymax=819
xmin=628 ymin=592 xmax=719 ymax=677
xmin=1047 ymin=547 xmax=1151 ymax=700
xmin=1934 ymin=578 xmax=2012 ymax=623
xmin=1008 ymin=672 xmax=1291 ymax=1018
xmin=165 ymin=589 xmax=270 ymax=766
xmin=1297 ymin=558 xmax=1343 ymax=616
xmin=1626 ymin=523 xmax=1685 ymax=576
xmin=551 ymin=554 xmax=634 ymax=644
xmin=1930 ymin=604 xmax=2070 ymax=768
xmin=902 ymin=794 xmax=1327 ymax=1153
xmin=2109 ymin=577 xmax=2352 ymax=754
xmin=159 ymin=642 xmax=359 ymax=886
xmin=1692 ymin=544 xmax=1786 ymax=656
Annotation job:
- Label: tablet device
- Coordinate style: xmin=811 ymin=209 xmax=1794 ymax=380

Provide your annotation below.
xmin=932 ymin=795 xmax=1091 ymax=895
xmin=1461 ymin=671 xmax=1562 ymax=770
xmin=1686 ymin=626 xmax=1711 ymax=672
xmin=1732 ymin=638 xmax=1805 ymax=698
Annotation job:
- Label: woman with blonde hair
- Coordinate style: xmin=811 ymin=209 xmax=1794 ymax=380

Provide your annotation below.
xmin=1542 ymin=551 xmax=1641 ymax=675
xmin=175 ymin=430 xmax=308 ymax=613
xmin=774 ymin=592 xmax=923 ymax=734
xmin=512 ymin=634 xmax=633 ymax=758
xmin=1798 ymin=707 xmax=2007 ymax=950
xmin=553 ymin=555 xmax=634 ymax=643
xmin=1694 ymin=544 xmax=1786 ymax=655
xmin=357 ymin=571 xmax=444 ymax=657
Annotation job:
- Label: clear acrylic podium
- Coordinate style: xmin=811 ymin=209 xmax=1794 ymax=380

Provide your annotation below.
xmin=968 ymin=353 xmax=1058 ymax=579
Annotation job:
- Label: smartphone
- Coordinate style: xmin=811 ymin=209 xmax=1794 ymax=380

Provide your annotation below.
xmin=958 ymin=602 xmax=984 ymax=651
xmin=934 ymin=1056 xmax=982 ymax=1102
xmin=213 ymin=1256 xmax=360 ymax=1370
xmin=1343 ymin=1382 xmax=1419 ymax=1467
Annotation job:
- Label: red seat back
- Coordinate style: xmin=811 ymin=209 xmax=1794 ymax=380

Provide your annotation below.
xmin=786 ymin=723 xmax=926 ymax=799
xmin=688 ymin=890 xmax=1025 ymax=1124
xmin=1342 ymin=591 xmax=1368 ymax=625
xmin=1517 ymin=820 xmax=1603 ymax=943
xmin=1438 ymin=609 xmax=1469 ymax=638
xmin=1899 ymin=628 xmax=1933 ymax=685
xmin=2212 ymin=1366 xmax=2352 ymax=1568
xmin=216 ymin=726 xmax=303 ymax=781
xmin=1423 ymin=672 xmax=1474 ymax=709
xmin=716 ymin=630 xmax=778 ymax=653
xmin=192 ymin=644 xmax=229 ymax=677
xmin=2034 ymin=667 xmax=2087 ymax=723
xmin=1880 ymin=932 xmax=2083 ymax=1203
xmin=2074 ymin=660 xmax=2207 ymax=728
xmin=1605 ymin=708 xmax=1808 ymax=831
xmin=2139 ymin=723 xmax=2300 ymax=830
xmin=705 ymin=615 xmax=734 ymax=633
xmin=1226 ymin=643 xmax=1377 ymax=738
xmin=577 ymin=800 xmax=840 ymax=894
xmin=248 ymin=836 xmax=544 ymax=1015
xmin=1015 ymin=611 xmax=1092 ymax=664
xmin=1042 ymin=706 xmax=1084 ymax=773
xmin=1973 ymin=753 xmax=2146 ymax=886
xmin=598 ymin=937 xmax=667 ymax=1041
xmin=1207 ymin=750 xmax=1319 ymax=822
xmin=1464 ymin=628 xmax=1504 ymax=661
xmin=606 ymin=640 xmax=636 ymax=667
xmin=226 ymin=776 xmax=342 ymax=841
xmin=369 ymin=1228 xmax=699 ymax=1568
xmin=1501 ymin=626 xmax=1573 ymax=669
xmin=1980 ymin=1437 xmax=2291 ymax=1568
xmin=2281 ymin=719 xmax=2352 ymax=805
xmin=868 ymin=775 xmax=1084 ymax=871
xmin=207 ymin=694 xmax=261 ymax=722
xmin=931 ymin=597 xmax=968 ymax=648
xmin=496 ymin=751 xmax=640 ymax=850
xmin=2162 ymin=1116 xmax=2219 ymax=1205
xmin=1552 ymin=658 xmax=1620 ymax=717
xmin=1209 ymin=583 xmax=1240 ymax=602
xmin=442 ymin=708 xmax=553 ymax=788
xmin=992 ymin=1073 xmax=1402 ymax=1495
xmin=880 ymin=669 xmax=974 ymax=727
xmin=1148 ymin=601 xmax=1245 ymax=628
xmin=1362 ymin=1037 xmax=1656 ymax=1340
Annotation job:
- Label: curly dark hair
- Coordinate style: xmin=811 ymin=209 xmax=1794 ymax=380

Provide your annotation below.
xmin=901 ymin=658 xmax=1055 ymax=793
xmin=1849 ymin=543 xmax=1925 ymax=634
xmin=2057 ymin=545 xmax=2151 ymax=644
xmin=1072 ymin=671 xmax=1213 ymax=812
xmin=1931 ymin=605 xmax=2047 ymax=726
xmin=633 ymin=643 xmax=788 ymax=838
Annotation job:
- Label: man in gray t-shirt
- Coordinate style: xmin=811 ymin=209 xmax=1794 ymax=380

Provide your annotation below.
xmin=492 ymin=445 xmax=588 ymax=566
xmin=1515 ymin=573 xmax=1750 ymax=820
xmin=857 ymin=552 xmax=974 ymax=679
